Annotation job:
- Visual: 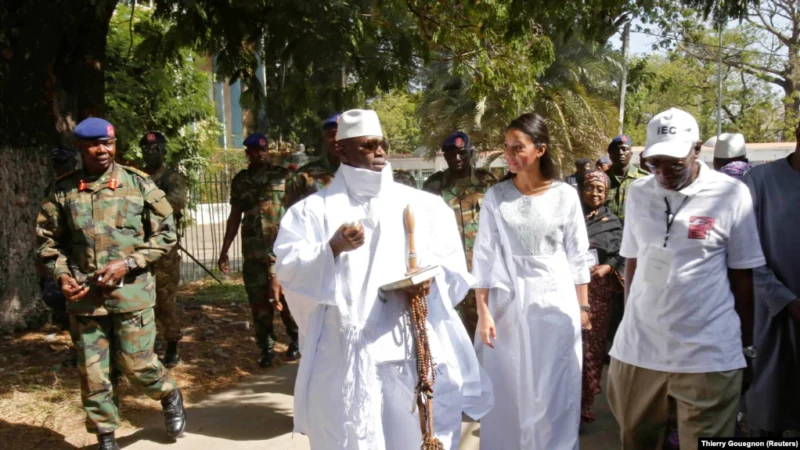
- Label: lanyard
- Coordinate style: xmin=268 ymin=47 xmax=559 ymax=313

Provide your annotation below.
xmin=663 ymin=196 xmax=690 ymax=248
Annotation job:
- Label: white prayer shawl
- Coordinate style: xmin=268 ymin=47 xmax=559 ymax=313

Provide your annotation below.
xmin=275 ymin=163 xmax=493 ymax=450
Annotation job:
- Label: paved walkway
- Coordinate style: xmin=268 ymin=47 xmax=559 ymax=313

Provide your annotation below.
xmin=119 ymin=363 xmax=620 ymax=449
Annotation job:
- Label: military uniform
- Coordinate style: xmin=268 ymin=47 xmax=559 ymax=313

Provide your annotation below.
xmin=284 ymin=156 xmax=337 ymax=208
xmin=230 ymin=164 xmax=299 ymax=351
xmin=392 ymin=169 xmax=418 ymax=188
xmin=149 ymin=165 xmax=187 ymax=342
xmin=606 ymin=164 xmax=649 ymax=222
xmin=36 ymin=163 xmax=178 ymax=435
xmin=423 ymin=167 xmax=497 ymax=337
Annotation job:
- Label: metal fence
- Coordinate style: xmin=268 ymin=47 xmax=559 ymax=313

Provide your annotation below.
xmin=178 ymin=171 xmax=244 ymax=284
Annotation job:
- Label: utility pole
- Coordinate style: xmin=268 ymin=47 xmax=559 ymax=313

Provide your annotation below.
xmin=618 ymin=21 xmax=631 ymax=135
xmin=716 ymin=24 xmax=724 ymax=138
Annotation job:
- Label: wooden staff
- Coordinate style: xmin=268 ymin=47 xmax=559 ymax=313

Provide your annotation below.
xmin=404 ymin=205 xmax=444 ymax=450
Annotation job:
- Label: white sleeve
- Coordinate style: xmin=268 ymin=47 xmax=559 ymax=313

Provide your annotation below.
xmin=275 ymin=202 xmax=337 ymax=309
xmin=727 ymin=183 xmax=766 ymax=269
xmin=563 ymin=188 xmax=591 ymax=285
xmin=619 ymin=183 xmax=639 ymax=259
xmin=470 ymin=188 xmax=512 ymax=292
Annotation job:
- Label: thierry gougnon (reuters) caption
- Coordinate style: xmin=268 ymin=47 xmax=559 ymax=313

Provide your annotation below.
xmin=699 ymin=438 xmax=800 ymax=448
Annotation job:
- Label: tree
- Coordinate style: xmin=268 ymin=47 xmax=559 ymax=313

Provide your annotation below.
xmin=369 ymin=90 xmax=422 ymax=154
xmin=0 ymin=0 xmax=766 ymax=331
xmin=105 ymin=5 xmax=220 ymax=186
xmin=1 ymin=0 xmax=118 ymax=331
xmin=665 ymin=0 xmax=800 ymax=139
xmin=417 ymin=35 xmax=620 ymax=174
xmin=624 ymin=32 xmax=785 ymax=144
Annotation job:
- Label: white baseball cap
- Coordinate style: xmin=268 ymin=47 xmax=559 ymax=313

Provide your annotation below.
xmin=714 ymin=133 xmax=747 ymax=159
xmin=336 ymin=109 xmax=384 ymax=142
xmin=643 ymin=108 xmax=700 ymax=159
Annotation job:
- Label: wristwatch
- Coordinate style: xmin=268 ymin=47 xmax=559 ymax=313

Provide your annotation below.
xmin=580 ymin=305 xmax=591 ymax=312
xmin=124 ymin=256 xmax=138 ymax=273
xmin=743 ymin=346 xmax=757 ymax=359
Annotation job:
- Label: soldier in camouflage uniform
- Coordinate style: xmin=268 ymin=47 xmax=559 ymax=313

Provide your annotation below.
xmin=36 ymin=118 xmax=186 ymax=450
xmin=219 ymin=133 xmax=299 ymax=368
xmin=422 ymin=131 xmax=497 ymax=338
xmin=284 ymin=113 xmax=340 ymax=208
xmin=606 ymin=134 xmax=649 ymax=223
xmin=392 ymin=169 xmax=418 ymax=188
xmin=41 ymin=147 xmax=80 ymax=366
xmin=140 ymin=131 xmax=188 ymax=368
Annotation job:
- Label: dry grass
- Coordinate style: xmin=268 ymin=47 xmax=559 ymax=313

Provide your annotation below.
xmin=0 ymin=275 xmax=293 ymax=449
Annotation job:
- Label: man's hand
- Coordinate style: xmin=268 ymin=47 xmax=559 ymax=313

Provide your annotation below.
xmin=330 ymin=222 xmax=365 ymax=257
xmin=94 ymin=260 xmax=128 ymax=288
xmin=59 ymin=274 xmax=90 ymax=301
xmin=218 ymin=252 xmax=230 ymax=273
xmin=269 ymin=274 xmax=284 ymax=312
xmin=590 ymin=264 xmax=613 ymax=279
xmin=788 ymin=299 xmax=800 ymax=322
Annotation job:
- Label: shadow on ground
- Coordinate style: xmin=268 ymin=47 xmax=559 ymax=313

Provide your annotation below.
xmin=115 ymin=364 xmax=298 ymax=448
xmin=0 ymin=420 xmax=77 ymax=450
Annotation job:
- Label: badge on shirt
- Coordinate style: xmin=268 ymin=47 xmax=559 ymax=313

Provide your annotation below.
xmin=642 ymin=245 xmax=675 ymax=289
xmin=688 ymin=216 xmax=715 ymax=240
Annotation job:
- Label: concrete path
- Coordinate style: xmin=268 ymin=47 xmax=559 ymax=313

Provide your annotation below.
xmin=119 ymin=363 xmax=620 ymax=449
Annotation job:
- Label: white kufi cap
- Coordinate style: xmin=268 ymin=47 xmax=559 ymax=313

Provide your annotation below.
xmin=714 ymin=133 xmax=747 ymax=159
xmin=336 ymin=109 xmax=384 ymax=141
xmin=643 ymin=108 xmax=700 ymax=159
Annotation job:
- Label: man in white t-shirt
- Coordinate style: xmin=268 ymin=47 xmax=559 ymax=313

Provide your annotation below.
xmin=607 ymin=108 xmax=765 ymax=449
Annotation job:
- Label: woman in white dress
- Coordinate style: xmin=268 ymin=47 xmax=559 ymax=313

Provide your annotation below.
xmin=473 ymin=113 xmax=592 ymax=450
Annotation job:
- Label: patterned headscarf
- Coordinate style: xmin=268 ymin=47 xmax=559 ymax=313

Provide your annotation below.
xmin=583 ymin=169 xmax=610 ymax=189
xmin=719 ymin=161 xmax=751 ymax=180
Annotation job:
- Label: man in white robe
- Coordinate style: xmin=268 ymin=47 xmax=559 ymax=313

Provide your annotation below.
xmin=274 ymin=109 xmax=493 ymax=450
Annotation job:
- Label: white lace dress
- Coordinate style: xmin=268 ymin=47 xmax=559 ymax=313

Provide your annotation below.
xmin=472 ymin=180 xmax=591 ymax=450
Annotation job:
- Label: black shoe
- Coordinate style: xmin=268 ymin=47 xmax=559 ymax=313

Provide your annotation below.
xmin=258 ymin=348 xmax=275 ymax=368
xmin=161 ymin=341 xmax=181 ymax=369
xmin=161 ymin=389 xmax=187 ymax=439
xmin=285 ymin=342 xmax=301 ymax=360
xmin=97 ymin=432 xmax=119 ymax=450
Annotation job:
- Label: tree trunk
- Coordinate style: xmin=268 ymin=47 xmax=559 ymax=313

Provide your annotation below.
xmin=0 ymin=0 xmax=117 ymax=332
xmin=0 ymin=149 xmax=52 ymax=332
xmin=782 ymin=51 xmax=800 ymax=141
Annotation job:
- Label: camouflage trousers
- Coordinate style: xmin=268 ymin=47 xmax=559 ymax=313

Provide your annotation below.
xmin=455 ymin=289 xmax=478 ymax=341
xmin=243 ymin=259 xmax=298 ymax=349
xmin=154 ymin=246 xmax=182 ymax=342
xmin=72 ymin=308 xmax=176 ymax=434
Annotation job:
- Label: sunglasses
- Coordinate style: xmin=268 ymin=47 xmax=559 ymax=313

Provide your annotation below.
xmin=358 ymin=138 xmax=389 ymax=153
xmin=644 ymin=158 xmax=688 ymax=172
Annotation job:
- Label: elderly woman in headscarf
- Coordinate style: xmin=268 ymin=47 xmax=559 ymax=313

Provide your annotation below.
xmin=579 ymin=169 xmax=625 ymax=424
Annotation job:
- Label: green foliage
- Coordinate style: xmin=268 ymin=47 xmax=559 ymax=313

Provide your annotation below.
xmin=417 ymin=33 xmax=620 ymax=175
xmin=105 ymin=4 xmax=220 ymax=185
xmin=623 ymin=28 xmax=785 ymax=144
xmin=369 ymin=90 xmax=422 ymax=154
xmin=652 ymin=0 xmax=800 ymax=139
xmin=531 ymin=36 xmax=621 ymax=169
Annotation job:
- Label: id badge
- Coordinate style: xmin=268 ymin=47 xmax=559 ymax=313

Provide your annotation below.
xmin=642 ymin=245 xmax=675 ymax=290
